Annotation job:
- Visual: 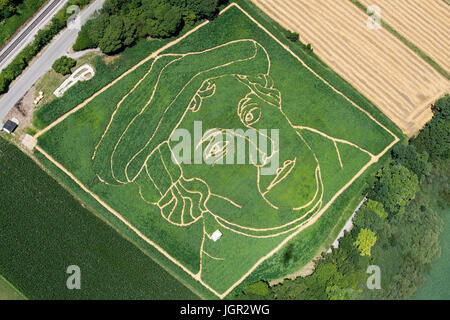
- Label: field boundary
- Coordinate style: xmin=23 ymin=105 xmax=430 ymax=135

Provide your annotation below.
xmin=35 ymin=2 xmax=399 ymax=299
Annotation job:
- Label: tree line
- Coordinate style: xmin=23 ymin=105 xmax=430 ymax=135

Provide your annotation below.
xmin=234 ymin=94 xmax=449 ymax=300
xmin=73 ymin=0 xmax=225 ymax=54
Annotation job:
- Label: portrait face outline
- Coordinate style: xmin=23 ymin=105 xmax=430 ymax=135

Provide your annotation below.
xmin=38 ymin=3 xmax=398 ymax=299
xmin=92 ymin=39 xmax=326 ymax=235
xmin=167 ymin=73 xmax=323 ymax=230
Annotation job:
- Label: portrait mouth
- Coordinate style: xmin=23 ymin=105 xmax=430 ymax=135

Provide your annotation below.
xmin=265 ymin=158 xmax=296 ymax=193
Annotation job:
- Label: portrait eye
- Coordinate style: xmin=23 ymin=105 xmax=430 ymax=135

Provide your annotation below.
xmin=242 ymin=106 xmax=261 ymax=126
xmin=245 ymin=111 xmax=254 ymax=123
xmin=204 ymin=139 xmax=228 ymax=161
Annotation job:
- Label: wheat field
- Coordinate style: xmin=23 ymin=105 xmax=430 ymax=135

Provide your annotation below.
xmin=252 ymin=0 xmax=450 ymax=136
xmin=360 ymin=0 xmax=450 ymax=74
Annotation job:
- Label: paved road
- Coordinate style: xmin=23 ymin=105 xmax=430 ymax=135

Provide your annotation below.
xmin=0 ymin=0 xmax=105 ymax=124
xmin=0 ymin=0 xmax=70 ymax=72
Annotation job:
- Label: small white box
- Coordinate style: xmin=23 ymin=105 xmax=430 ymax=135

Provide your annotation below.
xmin=211 ymin=230 xmax=222 ymax=242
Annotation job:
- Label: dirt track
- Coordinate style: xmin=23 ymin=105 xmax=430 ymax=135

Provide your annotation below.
xmin=252 ymin=0 xmax=450 ymax=136
xmin=360 ymin=0 xmax=450 ymax=75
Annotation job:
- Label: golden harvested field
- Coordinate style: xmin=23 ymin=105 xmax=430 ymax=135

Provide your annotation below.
xmin=360 ymin=0 xmax=450 ymax=74
xmin=252 ymin=0 xmax=450 ymax=136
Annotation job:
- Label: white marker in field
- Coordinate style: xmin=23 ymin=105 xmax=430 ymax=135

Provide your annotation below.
xmin=211 ymin=230 xmax=222 ymax=242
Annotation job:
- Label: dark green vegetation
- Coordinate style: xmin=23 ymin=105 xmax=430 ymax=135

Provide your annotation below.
xmin=0 ymin=0 xmax=46 ymax=48
xmin=285 ymin=30 xmax=299 ymax=42
xmin=73 ymin=0 xmax=223 ymax=54
xmin=235 ymin=94 xmax=448 ymax=300
xmin=348 ymin=0 xmax=449 ymax=80
xmin=52 ymin=55 xmax=76 ymax=75
xmin=0 ymin=137 xmax=198 ymax=299
xmin=410 ymin=95 xmax=450 ymax=300
xmin=36 ymin=3 xmax=396 ymax=296
xmin=0 ymin=0 xmax=92 ymax=94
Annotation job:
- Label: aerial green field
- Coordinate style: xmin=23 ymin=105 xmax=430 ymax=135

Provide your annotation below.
xmin=35 ymin=3 xmax=398 ymax=298
xmin=0 ymin=138 xmax=198 ymax=299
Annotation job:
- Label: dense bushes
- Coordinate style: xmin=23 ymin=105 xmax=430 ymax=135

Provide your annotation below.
xmin=52 ymin=56 xmax=76 ymax=75
xmin=73 ymin=0 xmax=222 ymax=54
xmin=235 ymin=95 xmax=448 ymax=300
xmin=0 ymin=0 xmax=92 ymax=94
xmin=285 ymin=30 xmax=299 ymax=42
xmin=0 ymin=0 xmax=21 ymax=20
xmin=411 ymin=94 xmax=450 ymax=160
xmin=369 ymin=164 xmax=419 ymax=215
xmin=72 ymin=28 xmax=97 ymax=51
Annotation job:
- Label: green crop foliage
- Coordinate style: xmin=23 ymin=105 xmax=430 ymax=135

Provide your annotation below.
xmin=0 ymin=137 xmax=199 ymax=299
xmin=35 ymin=3 xmax=398 ymax=297
xmin=0 ymin=0 xmax=46 ymax=48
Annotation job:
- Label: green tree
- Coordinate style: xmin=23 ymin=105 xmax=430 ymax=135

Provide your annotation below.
xmin=85 ymin=13 xmax=110 ymax=45
xmin=365 ymin=199 xmax=388 ymax=219
xmin=353 ymin=200 xmax=386 ymax=232
xmin=103 ymin=0 xmax=127 ymax=15
xmin=99 ymin=15 xmax=126 ymax=54
xmin=52 ymin=56 xmax=76 ymax=75
xmin=0 ymin=0 xmax=20 ymax=20
xmin=354 ymin=228 xmax=377 ymax=256
xmin=369 ymin=164 xmax=419 ymax=214
xmin=187 ymin=0 xmax=218 ymax=19
xmin=391 ymin=144 xmax=431 ymax=181
xmin=72 ymin=27 xmax=96 ymax=51
xmin=411 ymin=94 xmax=449 ymax=161
xmin=183 ymin=9 xmax=197 ymax=26
xmin=326 ymin=285 xmax=355 ymax=300
xmin=144 ymin=3 xmax=182 ymax=38
xmin=122 ymin=17 xmax=137 ymax=46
